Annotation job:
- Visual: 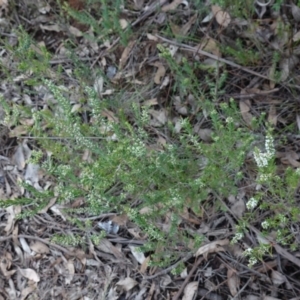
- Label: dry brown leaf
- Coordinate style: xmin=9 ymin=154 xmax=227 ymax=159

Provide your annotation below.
xmin=140 ymin=256 xmax=150 ymax=274
xmin=19 ymin=237 xmax=31 ymax=254
xmin=116 ymin=277 xmax=138 ymax=291
xmin=195 ymin=239 xmax=229 ymax=258
xmin=231 ymin=199 xmax=245 ymax=218
xmin=227 ymin=268 xmax=240 ymax=296
xmin=293 ymin=30 xmax=300 ymax=42
xmin=180 ymin=14 xmax=197 ymax=36
xmin=182 ymin=281 xmax=198 ymax=300
xmin=143 ymin=98 xmax=158 ymax=106
xmin=20 ymin=284 xmax=37 ymax=300
xmin=280 ymin=151 xmax=300 ymax=167
xmin=18 ymin=268 xmax=40 ymax=282
xmin=279 ymin=55 xmax=299 ymax=81
xmin=133 ymin=0 xmax=144 ymax=10
xmin=0 ymin=254 xmax=16 ymax=277
xmin=268 ymin=105 xmax=277 ymax=126
xmin=239 ymin=99 xmax=253 ymax=126
xmin=69 ymin=26 xmax=83 ymax=37
xmin=30 ymin=241 xmax=50 ymax=254
xmin=149 ymin=109 xmax=168 ymax=127
xmin=64 ymin=260 xmax=75 ymax=284
xmin=152 ymin=62 xmax=166 ymax=84
xmin=146 ymin=33 xmax=159 ymax=41
xmin=119 ymin=19 xmax=129 ymax=29
xmin=199 ymin=38 xmax=221 ymax=57
xmin=169 ymin=21 xmax=181 ymax=36
xmin=129 ymin=245 xmax=146 ymax=264
xmin=292 ymin=3 xmax=300 ymax=22
xmin=297 ymin=114 xmax=300 ymax=131
xmin=174 ymin=96 xmax=188 ymax=116
xmin=20 ymin=283 xmax=37 ymax=300
xmin=101 ymin=109 xmax=119 ymax=123
xmin=40 ymin=24 xmax=61 ymax=32
xmin=119 ymin=40 xmax=136 ymax=70
xmin=193 ymin=126 xmax=213 ymax=142
xmin=211 ymin=5 xmax=231 ymax=27
xmin=162 ymin=0 xmax=182 ymax=12
xmin=96 ymin=238 xmax=124 ymax=259
xmin=0 ymin=0 xmax=8 ymax=17
xmin=4 ymin=206 xmax=21 ymax=234
xmin=271 ymin=270 xmax=286 ymax=285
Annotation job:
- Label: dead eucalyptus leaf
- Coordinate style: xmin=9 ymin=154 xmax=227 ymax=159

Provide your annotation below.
xmin=279 ymin=55 xmax=299 ymax=81
xmin=30 ymin=241 xmax=50 ymax=254
xmin=292 ymin=3 xmax=300 ymax=22
xmin=193 ymin=126 xmax=213 ymax=142
xmin=211 ymin=5 xmax=231 ymax=27
xmin=231 ymin=199 xmax=245 ymax=218
xmin=149 ymin=109 xmax=168 ymax=127
xmin=182 ymin=282 xmax=198 ymax=300
xmin=162 ymin=0 xmax=183 ymax=12
xmin=268 ymin=105 xmax=277 ymax=126
xmin=195 ymin=239 xmax=229 ymax=258
xmin=239 ymin=99 xmax=253 ymax=126
xmin=133 ymin=0 xmax=144 ymax=10
xmin=271 ymin=270 xmax=286 ymax=286
xmin=19 ymin=268 xmax=40 ymax=282
xmin=119 ymin=40 xmax=136 ymax=69
xmin=152 ymin=62 xmax=166 ymax=84
xmin=119 ymin=19 xmax=129 ymax=29
xmin=116 ymin=277 xmax=138 ymax=291
xmin=227 ymin=268 xmax=240 ymax=296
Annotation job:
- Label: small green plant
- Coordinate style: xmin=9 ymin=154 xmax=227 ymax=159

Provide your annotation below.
xmin=2 ymin=6 xmax=300 ymax=271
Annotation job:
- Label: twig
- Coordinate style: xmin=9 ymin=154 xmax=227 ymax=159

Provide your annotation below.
xmin=143 ymin=252 xmax=194 ymax=280
xmin=155 ymin=34 xmax=271 ymax=81
xmin=172 ymin=257 xmax=204 ymax=300
xmin=232 ymin=277 xmax=251 ymax=299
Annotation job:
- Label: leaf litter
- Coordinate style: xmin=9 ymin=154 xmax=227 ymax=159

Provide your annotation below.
xmin=1 ymin=0 xmax=300 ymax=299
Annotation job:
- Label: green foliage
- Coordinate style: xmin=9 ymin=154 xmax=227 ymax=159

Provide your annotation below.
xmin=1 ymin=2 xmax=300 ymax=270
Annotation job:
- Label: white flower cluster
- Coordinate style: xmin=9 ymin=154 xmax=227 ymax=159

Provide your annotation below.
xmin=130 ymin=138 xmax=145 ymax=157
xmin=253 ymin=132 xmax=275 ymax=168
xmin=243 ymin=248 xmax=258 ymax=267
xmin=231 ymin=231 xmax=244 ymax=243
xmin=57 ymin=164 xmax=71 ymax=177
xmin=246 ymin=197 xmax=258 ymax=210
xmin=225 ymin=117 xmax=233 ymax=124
xmin=261 ymin=220 xmax=270 ymax=229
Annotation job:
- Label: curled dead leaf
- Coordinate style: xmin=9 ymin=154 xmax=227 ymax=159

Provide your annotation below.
xmin=30 ymin=241 xmax=50 ymax=254
xmin=116 ymin=277 xmax=138 ymax=291
xmin=211 ymin=5 xmax=231 ymax=27
xmin=18 ymin=268 xmax=40 ymax=282
xmin=195 ymin=239 xmax=229 ymax=258
xmin=292 ymin=3 xmax=300 ymax=22
xmin=152 ymin=62 xmax=166 ymax=84
xmin=268 ymin=105 xmax=277 ymax=126
xmin=227 ymin=268 xmax=240 ymax=296
xmin=182 ymin=282 xmax=198 ymax=300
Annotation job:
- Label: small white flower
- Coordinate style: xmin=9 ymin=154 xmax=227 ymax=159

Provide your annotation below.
xmin=261 ymin=220 xmax=269 ymax=229
xmin=246 ymin=197 xmax=258 ymax=210
xmin=226 ymin=117 xmax=233 ymax=124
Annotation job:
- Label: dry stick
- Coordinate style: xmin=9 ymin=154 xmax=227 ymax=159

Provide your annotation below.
xmin=143 ymin=252 xmax=194 ymax=280
xmin=0 ymin=234 xmax=76 ymax=256
xmin=155 ymin=34 xmax=271 ymax=81
xmin=172 ymin=257 xmax=204 ymax=300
